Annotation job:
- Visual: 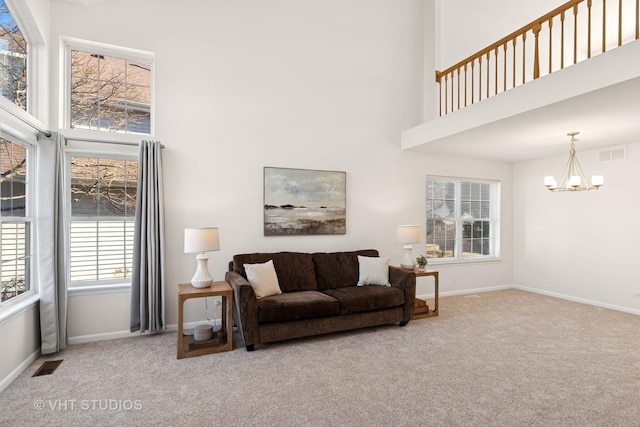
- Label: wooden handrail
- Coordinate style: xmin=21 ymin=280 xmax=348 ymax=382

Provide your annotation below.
xmin=435 ymin=0 xmax=640 ymax=116
xmin=437 ymin=0 xmax=583 ymax=80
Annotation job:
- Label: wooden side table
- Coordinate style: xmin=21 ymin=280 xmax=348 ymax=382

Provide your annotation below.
xmin=412 ymin=268 xmax=439 ymax=319
xmin=177 ymin=281 xmax=233 ymax=359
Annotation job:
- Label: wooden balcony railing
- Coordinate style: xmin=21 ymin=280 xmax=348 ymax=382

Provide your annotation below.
xmin=436 ymin=0 xmax=640 ymax=116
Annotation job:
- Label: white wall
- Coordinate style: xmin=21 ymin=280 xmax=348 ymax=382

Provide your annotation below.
xmin=513 ymin=141 xmax=640 ymax=313
xmin=46 ymin=0 xmax=514 ymax=339
xmin=0 ymin=303 xmax=40 ymax=392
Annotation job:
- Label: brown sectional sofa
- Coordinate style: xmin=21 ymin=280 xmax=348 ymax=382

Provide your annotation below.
xmin=225 ymin=249 xmax=416 ymax=351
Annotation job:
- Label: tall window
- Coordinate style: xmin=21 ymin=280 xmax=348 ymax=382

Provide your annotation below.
xmin=0 ymin=0 xmax=28 ymax=110
xmin=68 ymin=154 xmax=137 ymax=287
xmin=426 ymin=176 xmax=500 ymax=261
xmin=0 ymin=136 xmax=32 ymax=303
xmin=68 ymin=46 xmax=152 ymax=134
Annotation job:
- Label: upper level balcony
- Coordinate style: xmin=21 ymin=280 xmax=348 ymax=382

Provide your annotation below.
xmin=402 ymin=0 xmax=640 ymax=162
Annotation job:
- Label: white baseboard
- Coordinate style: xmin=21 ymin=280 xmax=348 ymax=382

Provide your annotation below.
xmin=68 ymin=285 xmax=639 ymax=345
xmin=0 ymin=348 xmax=40 ymax=393
xmin=417 ymin=284 xmax=513 ymax=301
xmin=67 ymin=320 xmax=222 ymax=345
xmin=514 ymin=285 xmax=640 ymax=316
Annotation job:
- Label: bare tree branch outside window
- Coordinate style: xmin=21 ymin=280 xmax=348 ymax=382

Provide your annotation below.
xmin=70 ymin=50 xmax=151 ymax=134
xmin=0 ymin=0 xmax=27 ymax=110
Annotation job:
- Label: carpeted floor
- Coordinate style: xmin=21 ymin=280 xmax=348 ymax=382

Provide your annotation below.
xmin=1 ymin=289 xmax=639 ymax=426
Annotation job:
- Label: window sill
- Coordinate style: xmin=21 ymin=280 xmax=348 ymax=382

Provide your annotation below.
xmin=0 ymin=293 xmax=39 ymax=325
xmin=428 ymin=257 xmax=503 ymax=267
xmin=68 ymin=283 xmax=132 ymax=296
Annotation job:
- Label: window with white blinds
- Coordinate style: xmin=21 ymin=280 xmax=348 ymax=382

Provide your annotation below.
xmin=0 ymin=137 xmax=32 ymax=303
xmin=426 ymin=176 xmax=500 ymax=262
xmin=68 ymin=154 xmax=137 ymax=286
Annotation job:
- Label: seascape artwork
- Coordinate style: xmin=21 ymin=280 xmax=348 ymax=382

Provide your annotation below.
xmin=264 ymin=167 xmax=346 ymax=236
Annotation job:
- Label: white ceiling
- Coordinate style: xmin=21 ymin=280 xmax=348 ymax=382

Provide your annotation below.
xmin=402 ymin=40 xmax=640 ymax=163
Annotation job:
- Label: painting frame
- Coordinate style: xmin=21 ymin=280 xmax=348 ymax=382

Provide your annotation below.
xmin=263 ymin=167 xmax=346 ymax=236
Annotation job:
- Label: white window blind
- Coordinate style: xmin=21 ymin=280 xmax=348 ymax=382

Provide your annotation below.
xmin=68 ymin=154 xmax=137 ymax=287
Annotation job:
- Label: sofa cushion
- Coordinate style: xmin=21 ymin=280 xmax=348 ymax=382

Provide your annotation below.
xmin=312 ymin=249 xmax=379 ymax=291
xmin=322 ymin=286 xmax=404 ymax=315
xmin=257 ymin=291 xmax=339 ymax=323
xmin=356 ymin=255 xmax=391 ymax=286
xmin=244 ymin=260 xmax=282 ymax=299
xmin=232 ymin=252 xmax=317 ymax=293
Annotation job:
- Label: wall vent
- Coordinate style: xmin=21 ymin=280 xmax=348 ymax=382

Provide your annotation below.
xmin=599 ymin=146 xmax=627 ymax=162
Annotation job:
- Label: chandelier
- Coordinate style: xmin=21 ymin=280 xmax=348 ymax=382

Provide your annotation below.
xmin=544 ymin=132 xmax=604 ymax=192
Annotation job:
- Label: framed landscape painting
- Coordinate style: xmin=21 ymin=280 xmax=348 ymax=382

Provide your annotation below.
xmin=264 ymin=167 xmax=346 ymax=236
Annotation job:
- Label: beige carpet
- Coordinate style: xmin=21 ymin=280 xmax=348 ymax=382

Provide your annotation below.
xmin=1 ymin=289 xmax=639 ymax=426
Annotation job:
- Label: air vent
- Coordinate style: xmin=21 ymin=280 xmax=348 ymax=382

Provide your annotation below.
xmin=599 ymin=146 xmax=627 ymax=162
xmin=32 ymin=360 xmax=63 ymax=377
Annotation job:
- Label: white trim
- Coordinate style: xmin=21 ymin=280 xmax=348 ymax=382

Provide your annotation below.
xmin=428 ymin=257 xmax=503 ymax=266
xmin=69 ymin=328 xmax=148 ymax=345
xmin=5 ymin=0 xmax=44 ymax=120
xmin=65 ymin=147 xmax=137 ymax=159
xmin=67 ymin=321 xmax=223 ymax=345
xmin=0 ymin=347 xmax=39 ymax=393
xmin=69 ymin=325 xmax=174 ymax=345
xmin=0 ymin=96 xmax=44 ymax=142
xmin=0 ymin=293 xmax=38 ymax=325
xmin=68 ymin=283 xmax=131 ymax=296
xmin=513 ymin=285 xmax=640 ymax=316
xmin=416 ymin=284 xmax=513 ymax=301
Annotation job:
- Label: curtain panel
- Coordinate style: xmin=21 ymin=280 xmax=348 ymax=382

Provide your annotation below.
xmin=37 ymin=132 xmax=67 ymax=354
xmin=130 ymin=140 xmax=166 ymax=333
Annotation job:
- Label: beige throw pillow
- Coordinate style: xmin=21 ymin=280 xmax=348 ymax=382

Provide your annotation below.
xmin=357 ymin=255 xmax=391 ymax=287
xmin=244 ymin=260 xmax=282 ymax=299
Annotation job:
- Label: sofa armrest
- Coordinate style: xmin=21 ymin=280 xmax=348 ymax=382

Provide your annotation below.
xmin=389 ymin=266 xmax=416 ymax=322
xmin=225 ymin=271 xmax=260 ymax=348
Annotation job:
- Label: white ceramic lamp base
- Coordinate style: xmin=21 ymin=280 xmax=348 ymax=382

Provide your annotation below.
xmin=191 ymin=253 xmax=213 ymax=288
xmin=400 ymin=245 xmax=415 ymax=270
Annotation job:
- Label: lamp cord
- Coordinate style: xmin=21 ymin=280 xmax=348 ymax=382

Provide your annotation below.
xmin=205 ymin=298 xmax=211 ymax=323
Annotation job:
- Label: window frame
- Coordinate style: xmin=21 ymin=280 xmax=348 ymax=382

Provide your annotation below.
xmin=65 ymin=148 xmax=138 ymax=292
xmin=0 ymin=0 xmax=45 ymax=120
xmin=0 ymin=128 xmax=35 ymax=310
xmin=426 ymin=175 xmax=501 ymax=264
xmin=60 ymin=37 xmax=155 ymax=136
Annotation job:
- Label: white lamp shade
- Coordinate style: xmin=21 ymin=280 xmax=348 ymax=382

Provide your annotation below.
xmin=591 ymin=175 xmax=604 ymax=186
xmin=396 ymin=225 xmax=421 ymax=244
xmin=184 ymin=227 xmax=220 ymax=253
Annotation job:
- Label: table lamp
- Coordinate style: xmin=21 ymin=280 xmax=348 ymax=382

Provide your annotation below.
xmin=184 ymin=227 xmax=220 ymax=288
xmin=397 ymin=225 xmax=421 ymax=270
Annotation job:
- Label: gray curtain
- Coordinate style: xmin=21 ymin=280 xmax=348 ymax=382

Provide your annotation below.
xmin=37 ymin=132 xmax=67 ymax=354
xmin=130 ymin=140 xmax=166 ymax=333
